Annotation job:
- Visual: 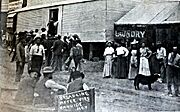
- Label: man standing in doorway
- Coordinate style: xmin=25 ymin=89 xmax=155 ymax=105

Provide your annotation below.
xmin=15 ymin=34 xmax=26 ymax=82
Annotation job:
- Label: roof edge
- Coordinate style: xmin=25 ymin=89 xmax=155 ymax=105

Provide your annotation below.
xmin=9 ymin=0 xmax=98 ymax=14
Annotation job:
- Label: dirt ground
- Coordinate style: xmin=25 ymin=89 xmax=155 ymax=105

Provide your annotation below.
xmin=1 ymin=47 xmax=180 ymax=112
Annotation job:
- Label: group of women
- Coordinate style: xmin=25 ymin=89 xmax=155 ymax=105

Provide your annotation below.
xmin=103 ymin=40 xmax=152 ymax=79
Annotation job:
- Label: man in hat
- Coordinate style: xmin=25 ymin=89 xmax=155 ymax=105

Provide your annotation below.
xmin=67 ymin=68 xmax=89 ymax=93
xmin=14 ymin=69 xmax=40 ymax=105
xmin=166 ymin=46 xmax=180 ymax=97
xmin=15 ymin=34 xmax=26 ymax=82
xmin=51 ymin=35 xmax=64 ymax=71
xmin=34 ymin=29 xmax=40 ymax=39
xmin=69 ymin=35 xmax=83 ymax=70
xmin=43 ymin=37 xmax=54 ymax=66
xmin=34 ymin=66 xmax=66 ymax=106
xmin=29 ymin=37 xmax=45 ymax=73
xmin=47 ymin=19 xmax=57 ymax=37
xmin=62 ymin=36 xmax=70 ymax=70
xmin=9 ymin=31 xmax=18 ymax=62
xmin=41 ymin=28 xmax=47 ymax=39
xmin=156 ymin=41 xmax=166 ymax=83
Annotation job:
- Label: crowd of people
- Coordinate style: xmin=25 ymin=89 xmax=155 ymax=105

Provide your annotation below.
xmin=103 ymin=39 xmax=180 ymax=97
xmin=10 ymin=28 xmax=83 ymax=82
xmin=6 ymin=26 xmax=180 ymax=105
xmin=10 ymin=27 xmax=88 ymax=105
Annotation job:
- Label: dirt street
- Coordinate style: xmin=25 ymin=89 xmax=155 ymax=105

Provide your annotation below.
xmin=0 ymin=47 xmax=180 ymax=112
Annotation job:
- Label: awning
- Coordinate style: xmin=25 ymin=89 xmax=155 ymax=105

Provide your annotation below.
xmin=7 ymin=13 xmax=16 ymax=18
xmin=115 ymin=2 xmax=180 ymax=25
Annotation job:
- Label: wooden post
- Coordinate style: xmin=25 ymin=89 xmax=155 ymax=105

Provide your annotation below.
xmin=89 ymin=43 xmax=93 ymax=60
xmin=90 ymin=88 xmax=95 ymax=112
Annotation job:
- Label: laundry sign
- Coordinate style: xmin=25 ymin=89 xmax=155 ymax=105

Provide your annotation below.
xmin=115 ymin=30 xmax=146 ymax=38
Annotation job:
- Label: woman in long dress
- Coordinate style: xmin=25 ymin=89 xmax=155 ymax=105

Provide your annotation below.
xmin=103 ymin=41 xmax=114 ymax=78
xmin=115 ymin=43 xmax=129 ymax=79
xmin=139 ymin=43 xmax=152 ymax=76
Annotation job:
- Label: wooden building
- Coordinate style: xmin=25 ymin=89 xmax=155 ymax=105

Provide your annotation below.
xmin=114 ymin=2 xmax=180 ymax=52
xmin=7 ymin=0 xmax=180 ymax=59
xmin=7 ymin=0 xmax=143 ymax=60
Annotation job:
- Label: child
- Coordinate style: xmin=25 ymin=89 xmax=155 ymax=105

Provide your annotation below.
xmin=128 ymin=50 xmax=138 ymax=80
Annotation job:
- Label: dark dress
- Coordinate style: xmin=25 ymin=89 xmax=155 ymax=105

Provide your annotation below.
xmin=149 ymin=53 xmax=159 ymax=75
xmin=115 ymin=46 xmax=129 ymax=79
xmin=149 ymin=46 xmax=159 ymax=75
xmin=116 ymin=56 xmax=128 ymax=79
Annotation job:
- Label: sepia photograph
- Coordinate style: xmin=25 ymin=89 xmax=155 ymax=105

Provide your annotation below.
xmin=0 ymin=0 xmax=180 ymax=112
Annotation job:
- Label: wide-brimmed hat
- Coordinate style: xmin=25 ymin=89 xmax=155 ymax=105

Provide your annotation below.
xmin=34 ymin=36 xmax=41 ymax=41
xmin=42 ymin=66 xmax=54 ymax=74
xmin=131 ymin=39 xmax=139 ymax=44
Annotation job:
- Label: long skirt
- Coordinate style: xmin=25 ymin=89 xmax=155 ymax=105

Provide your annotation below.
xmin=128 ymin=57 xmax=138 ymax=79
xmin=138 ymin=57 xmax=151 ymax=76
xmin=149 ymin=54 xmax=159 ymax=75
xmin=116 ymin=56 xmax=127 ymax=79
xmin=31 ymin=55 xmax=43 ymax=73
xmin=103 ymin=55 xmax=113 ymax=77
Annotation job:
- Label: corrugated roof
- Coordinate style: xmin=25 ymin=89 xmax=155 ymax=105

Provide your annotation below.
xmin=115 ymin=2 xmax=179 ymax=25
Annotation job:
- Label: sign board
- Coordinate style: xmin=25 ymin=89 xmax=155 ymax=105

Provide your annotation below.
xmin=114 ymin=24 xmax=146 ymax=39
xmin=115 ymin=30 xmax=145 ymax=38
xmin=56 ymin=89 xmax=95 ymax=112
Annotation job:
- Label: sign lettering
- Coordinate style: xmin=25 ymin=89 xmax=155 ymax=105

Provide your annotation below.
xmin=56 ymin=89 xmax=95 ymax=112
xmin=115 ymin=30 xmax=145 ymax=38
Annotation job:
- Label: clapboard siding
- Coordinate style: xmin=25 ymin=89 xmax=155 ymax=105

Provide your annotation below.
xmin=16 ymin=6 xmax=63 ymax=32
xmin=16 ymin=0 xmax=143 ymax=41
xmin=17 ymin=9 xmax=47 ymax=32
xmin=62 ymin=0 xmax=106 ymax=42
xmin=105 ymin=0 xmax=139 ymax=41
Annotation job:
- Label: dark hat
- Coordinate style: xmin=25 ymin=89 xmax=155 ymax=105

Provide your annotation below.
xmin=30 ymin=30 xmax=34 ymax=34
xmin=72 ymin=34 xmax=79 ymax=39
xmin=72 ymin=71 xmax=85 ymax=80
xmin=28 ymin=68 xmax=41 ymax=77
xmin=41 ymin=28 xmax=46 ymax=31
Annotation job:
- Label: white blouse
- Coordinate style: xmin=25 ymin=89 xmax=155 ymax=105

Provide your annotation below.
xmin=103 ymin=47 xmax=114 ymax=56
xmin=116 ymin=46 xmax=129 ymax=57
xmin=29 ymin=44 xmax=45 ymax=60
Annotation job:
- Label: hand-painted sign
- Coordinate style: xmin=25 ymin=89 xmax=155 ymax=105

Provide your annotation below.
xmin=115 ymin=30 xmax=145 ymax=38
xmin=55 ymin=89 xmax=95 ymax=112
